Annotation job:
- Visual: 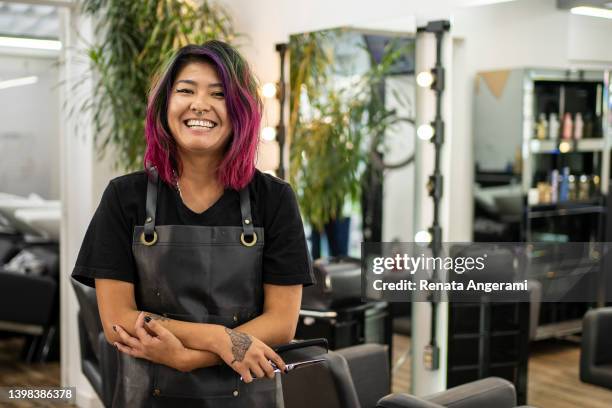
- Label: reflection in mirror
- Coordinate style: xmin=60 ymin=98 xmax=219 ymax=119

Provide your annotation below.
xmin=288 ymin=27 xmax=416 ymax=259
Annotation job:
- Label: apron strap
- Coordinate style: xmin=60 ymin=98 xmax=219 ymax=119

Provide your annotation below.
xmin=144 ymin=167 xmax=159 ymax=239
xmin=239 ymin=187 xmax=255 ymax=239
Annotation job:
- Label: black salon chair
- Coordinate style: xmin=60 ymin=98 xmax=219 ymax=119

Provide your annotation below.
xmin=282 ymin=342 xmax=535 ymax=408
xmin=377 ymin=377 xmax=531 ymax=408
xmin=0 ymin=244 xmax=60 ymax=362
xmin=71 ymin=279 xmax=117 ymax=407
xmin=580 ymin=307 xmax=612 ymax=390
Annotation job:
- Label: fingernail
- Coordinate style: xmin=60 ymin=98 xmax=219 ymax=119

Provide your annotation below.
xmin=144 ymin=316 xmax=151 ymax=323
xmin=112 ymin=325 xmax=117 ymax=332
xmin=113 ymin=342 xmax=118 ymax=348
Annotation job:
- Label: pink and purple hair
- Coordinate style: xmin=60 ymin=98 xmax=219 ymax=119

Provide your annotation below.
xmin=143 ymin=41 xmax=262 ymax=190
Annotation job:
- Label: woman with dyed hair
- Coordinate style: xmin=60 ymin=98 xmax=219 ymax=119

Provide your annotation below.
xmin=72 ymin=41 xmax=313 ymax=407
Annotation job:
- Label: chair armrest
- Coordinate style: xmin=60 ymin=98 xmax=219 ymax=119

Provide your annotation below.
xmin=424 ymin=377 xmax=516 ymax=408
xmin=275 ymin=338 xmax=329 ymax=364
xmin=378 ymin=393 xmax=444 ymax=408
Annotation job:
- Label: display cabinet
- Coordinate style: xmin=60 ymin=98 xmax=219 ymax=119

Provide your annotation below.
xmin=473 ymin=68 xmax=611 ymax=338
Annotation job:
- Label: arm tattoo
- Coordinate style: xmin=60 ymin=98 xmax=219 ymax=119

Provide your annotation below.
xmin=145 ymin=312 xmax=169 ymax=321
xmin=225 ymin=327 xmax=252 ymax=364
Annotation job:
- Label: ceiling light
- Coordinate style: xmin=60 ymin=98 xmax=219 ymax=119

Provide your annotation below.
xmin=570 ymin=6 xmax=612 ymax=19
xmin=0 ymin=76 xmax=38 ymax=90
xmin=0 ymin=36 xmax=62 ymax=51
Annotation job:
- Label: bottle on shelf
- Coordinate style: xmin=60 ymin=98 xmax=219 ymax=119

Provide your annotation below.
xmin=559 ymin=167 xmax=570 ymax=202
xmin=548 ymin=113 xmax=559 ymax=142
xmin=592 ymin=175 xmax=601 ymax=197
xmin=574 ymin=112 xmax=584 ymax=140
xmin=578 ymin=175 xmax=589 ymax=201
xmin=537 ymin=181 xmax=552 ymax=204
xmin=568 ymin=175 xmax=577 ymax=201
xmin=562 ymin=112 xmax=573 ymax=140
xmin=536 ymin=113 xmax=548 ymax=140
xmin=551 ymin=169 xmax=559 ymax=203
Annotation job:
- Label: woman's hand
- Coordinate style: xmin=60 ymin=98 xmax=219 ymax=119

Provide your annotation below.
xmin=113 ymin=312 xmax=190 ymax=372
xmin=212 ymin=326 xmax=286 ymax=383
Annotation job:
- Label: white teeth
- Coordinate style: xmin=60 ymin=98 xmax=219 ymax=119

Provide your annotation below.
xmin=186 ymin=119 xmax=216 ymax=128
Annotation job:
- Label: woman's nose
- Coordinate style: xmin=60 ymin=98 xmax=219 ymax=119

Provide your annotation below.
xmin=190 ymin=99 xmax=211 ymax=115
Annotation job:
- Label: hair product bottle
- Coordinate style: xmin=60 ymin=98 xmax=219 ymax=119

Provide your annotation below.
xmin=574 ymin=112 xmax=584 ymax=140
xmin=536 ymin=113 xmax=548 ymax=140
xmin=562 ymin=112 xmax=573 ymax=140
xmin=559 ymin=167 xmax=570 ymax=202
xmin=548 ymin=113 xmax=559 ymax=142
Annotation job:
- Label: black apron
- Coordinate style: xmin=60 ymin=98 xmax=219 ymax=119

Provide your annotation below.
xmin=112 ymin=168 xmax=281 ymax=408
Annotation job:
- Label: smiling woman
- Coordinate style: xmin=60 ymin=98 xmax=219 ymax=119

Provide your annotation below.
xmin=167 ymin=62 xmax=233 ymax=156
xmin=71 ymin=41 xmax=313 ymax=408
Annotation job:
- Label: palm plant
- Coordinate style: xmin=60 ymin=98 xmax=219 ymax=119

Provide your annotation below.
xmin=80 ymin=0 xmax=236 ymax=170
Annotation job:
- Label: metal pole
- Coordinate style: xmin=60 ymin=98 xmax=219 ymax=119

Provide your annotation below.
xmin=275 ymin=43 xmax=288 ymax=180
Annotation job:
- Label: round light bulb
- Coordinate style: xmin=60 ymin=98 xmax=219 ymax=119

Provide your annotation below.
xmin=416 ymin=71 xmax=434 ymax=88
xmin=559 ymin=141 xmax=571 ymax=153
xmin=262 ymin=82 xmax=277 ymax=98
xmin=262 ymin=126 xmax=277 ymax=141
xmin=417 ymin=124 xmax=435 ymax=141
xmin=414 ymin=230 xmax=432 ymax=244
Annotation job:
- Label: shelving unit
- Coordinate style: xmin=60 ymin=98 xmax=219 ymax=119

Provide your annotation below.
xmin=447 ymin=302 xmax=530 ymax=405
xmin=470 ymin=68 xmax=612 ymax=400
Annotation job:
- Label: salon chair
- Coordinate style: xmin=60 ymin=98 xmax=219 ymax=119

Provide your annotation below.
xmin=282 ymin=342 xmax=535 ymax=408
xmin=580 ymin=307 xmax=612 ymax=390
xmin=71 ymin=279 xmax=117 ymax=407
xmin=0 ymin=243 xmax=60 ymax=362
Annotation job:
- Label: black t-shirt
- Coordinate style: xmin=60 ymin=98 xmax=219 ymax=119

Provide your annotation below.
xmin=72 ymin=169 xmax=314 ymax=288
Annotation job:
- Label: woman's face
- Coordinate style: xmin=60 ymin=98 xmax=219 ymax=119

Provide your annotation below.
xmin=167 ymin=61 xmax=232 ymax=158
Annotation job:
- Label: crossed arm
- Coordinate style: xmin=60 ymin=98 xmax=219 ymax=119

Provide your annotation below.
xmin=95 ymin=278 xmax=302 ymax=381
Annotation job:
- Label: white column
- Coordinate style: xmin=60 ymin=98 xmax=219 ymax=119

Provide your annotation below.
xmin=58 ymin=8 xmax=103 ymax=408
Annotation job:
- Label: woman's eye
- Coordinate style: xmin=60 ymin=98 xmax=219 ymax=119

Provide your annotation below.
xmin=212 ymin=91 xmax=225 ymax=98
xmin=176 ymin=88 xmax=193 ymax=94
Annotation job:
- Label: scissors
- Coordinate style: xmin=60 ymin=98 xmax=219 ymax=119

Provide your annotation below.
xmin=240 ymin=358 xmax=326 ymax=381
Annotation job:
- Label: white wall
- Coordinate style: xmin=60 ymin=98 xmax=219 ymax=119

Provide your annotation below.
xmin=454 ymin=0 xmax=612 ymax=71
xmin=0 ymin=54 xmax=60 ymax=199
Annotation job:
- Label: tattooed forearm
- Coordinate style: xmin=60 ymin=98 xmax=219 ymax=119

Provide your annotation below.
xmin=225 ymin=327 xmax=252 ymax=364
xmin=144 ymin=313 xmax=169 ymax=322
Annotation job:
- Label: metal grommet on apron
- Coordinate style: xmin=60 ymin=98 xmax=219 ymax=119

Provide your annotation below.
xmin=111 ymin=167 xmax=280 ymax=408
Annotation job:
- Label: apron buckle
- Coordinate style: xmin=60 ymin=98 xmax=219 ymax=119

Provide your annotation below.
xmin=140 ymin=231 xmax=158 ymax=246
xmin=240 ymin=232 xmax=257 ymax=247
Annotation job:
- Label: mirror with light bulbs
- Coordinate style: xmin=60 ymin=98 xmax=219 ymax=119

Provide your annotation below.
xmin=286 ymin=27 xmax=416 ymax=258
